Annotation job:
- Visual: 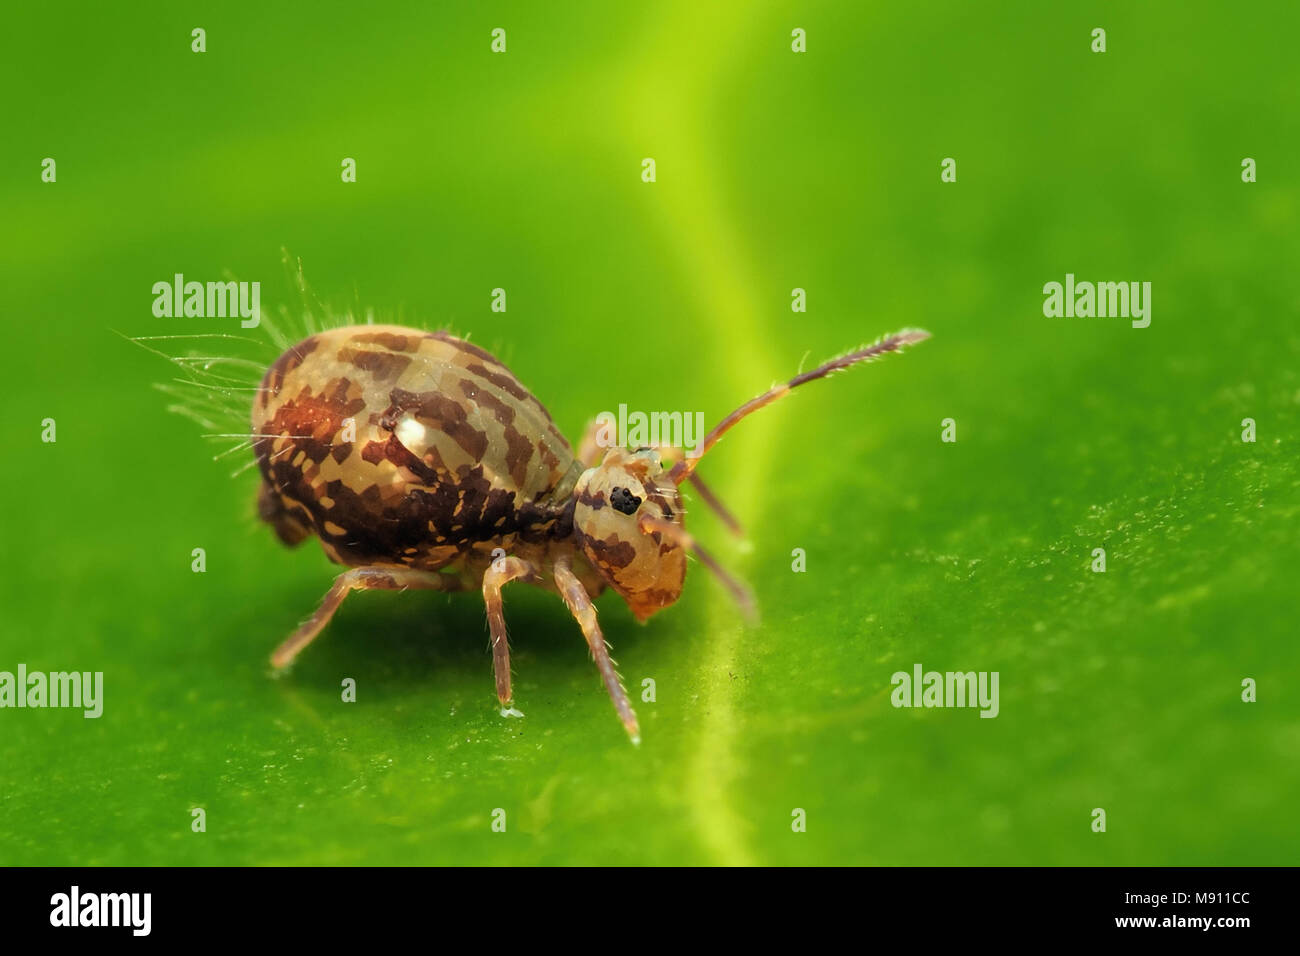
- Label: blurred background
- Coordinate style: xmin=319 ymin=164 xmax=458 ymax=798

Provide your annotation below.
xmin=1 ymin=1 xmax=1297 ymax=865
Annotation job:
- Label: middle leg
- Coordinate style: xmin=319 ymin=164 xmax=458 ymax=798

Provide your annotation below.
xmin=481 ymin=555 xmax=538 ymax=712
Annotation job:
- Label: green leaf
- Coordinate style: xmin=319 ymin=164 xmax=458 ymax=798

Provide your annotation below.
xmin=1 ymin=0 xmax=1295 ymax=865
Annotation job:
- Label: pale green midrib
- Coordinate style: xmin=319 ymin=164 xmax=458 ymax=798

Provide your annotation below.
xmin=598 ymin=1 xmax=780 ymax=867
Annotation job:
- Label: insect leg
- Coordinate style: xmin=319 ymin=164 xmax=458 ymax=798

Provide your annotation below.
xmin=481 ymin=556 xmax=538 ymax=710
xmin=575 ymin=417 xmax=606 ymax=467
xmin=270 ymin=567 xmax=460 ymax=669
xmin=553 ymin=556 xmax=640 ymax=744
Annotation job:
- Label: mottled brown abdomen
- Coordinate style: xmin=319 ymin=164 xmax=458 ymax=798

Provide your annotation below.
xmin=252 ymin=324 xmax=583 ymax=572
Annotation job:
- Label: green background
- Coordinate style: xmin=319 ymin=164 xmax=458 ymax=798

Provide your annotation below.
xmin=2 ymin=1 xmax=1296 ymax=865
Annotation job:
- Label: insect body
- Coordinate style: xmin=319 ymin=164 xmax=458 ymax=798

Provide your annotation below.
xmin=253 ymin=324 xmax=928 ymax=742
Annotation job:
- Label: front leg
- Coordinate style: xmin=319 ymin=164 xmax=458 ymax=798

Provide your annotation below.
xmin=481 ymin=555 xmax=538 ymax=712
xmin=271 ymin=566 xmax=462 ymax=669
xmin=553 ymin=555 xmax=640 ymax=744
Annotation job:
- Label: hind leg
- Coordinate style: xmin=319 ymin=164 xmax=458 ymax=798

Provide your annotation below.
xmin=271 ymin=567 xmax=461 ymax=668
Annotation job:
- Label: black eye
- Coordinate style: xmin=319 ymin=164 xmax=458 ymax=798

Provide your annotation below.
xmin=609 ymin=486 xmax=642 ymax=515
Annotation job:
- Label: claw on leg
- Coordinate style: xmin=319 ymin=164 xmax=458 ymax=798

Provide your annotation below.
xmin=271 ymin=566 xmax=459 ymax=669
xmin=554 ymin=556 xmax=640 ymax=744
xmin=481 ymin=556 xmax=537 ymax=709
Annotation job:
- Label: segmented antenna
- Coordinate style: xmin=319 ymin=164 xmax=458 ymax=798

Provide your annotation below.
xmin=669 ymin=329 xmax=930 ymax=485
